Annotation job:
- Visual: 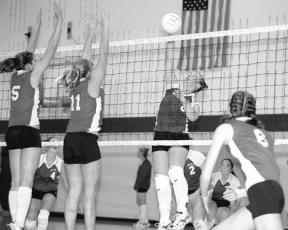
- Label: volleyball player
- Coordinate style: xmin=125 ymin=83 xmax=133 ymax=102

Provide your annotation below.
xmin=24 ymin=137 xmax=65 ymax=230
xmin=184 ymin=149 xmax=213 ymax=230
xmin=59 ymin=11 xmax=109 ymax=230
xmin=152 ymin=40 xmax=207 ymax=230
xmin=208 ymin=159 xmax=241 ymax=224
xmin=0 ymin=5 xmax=63 ymax=230
xmin=200 ymin=91 xmax=284 ymax=230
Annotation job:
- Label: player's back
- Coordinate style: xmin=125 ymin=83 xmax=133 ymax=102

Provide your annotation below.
xmin=227 ymin=120 xmax=280 ymax=188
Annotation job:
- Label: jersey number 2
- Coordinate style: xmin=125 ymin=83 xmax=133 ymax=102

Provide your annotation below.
xmin=71 ymin=94 xmax=81 ymax=111
xmin=253 ymin=129 xmax=269 ymax=147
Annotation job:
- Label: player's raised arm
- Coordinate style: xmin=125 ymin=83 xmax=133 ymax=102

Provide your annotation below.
xmin=82 ymin=15 xmax=97 ymax=60
xmin=88 ymin=10 xmax=110 ymax=98
xmin=31 ymin=3 xmax=63 ymax=88
xmin=27 ymin=9 xmax=42 ymax=53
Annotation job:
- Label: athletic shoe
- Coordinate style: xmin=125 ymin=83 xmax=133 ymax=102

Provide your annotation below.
xmin=6 ymin=223 xmax=23 ymax=230
xmin=133 ymin=220 xmax=151 ymax=229
xmin=171 ymin=212 xmax=190 ymax=230
xmin=156 ymin=222 xmax=172 ymax=230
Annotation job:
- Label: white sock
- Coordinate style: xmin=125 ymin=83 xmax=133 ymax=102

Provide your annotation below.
xmin=155 ymin=174 xmax=172 ymax=225
xmin=15 ymin=186 xmax=32 ymax=227
xmin=168 ymin=166 xmax=188 ymax=215
xmin=37 ymin=209 xmax=50 ymax=230
xmin=8 ymin=190 xmax=18 ymax=222
xmin=193 ymin=219 xmax=209 ymax=230
xmin=139 ymin=204 xmax=148 ymax=222
xmin=24 ymin=219 xmax=37 ymax=230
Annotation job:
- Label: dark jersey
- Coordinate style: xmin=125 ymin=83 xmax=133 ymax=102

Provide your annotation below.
xmin=184 ymin=150 xmax=206 ymax=192
xmin=227 ymin=120 xmax=280 ymax=189
xmin=9 ymin=70 xmax=40 ymax=127
xmin=33 ymin=154 xmax=63 ymax=192
xmin=66 ymin=79 xmax=104 ymax=133
xmin=155 ymin=89 xmax=187 ymax=133
xmin=210 ymin=172 xmax=240 ymax=205
xmin=134 ymin=159 xmax=152 ymax=191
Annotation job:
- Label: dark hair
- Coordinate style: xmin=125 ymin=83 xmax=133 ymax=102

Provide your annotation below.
xmin=0 ymin=51 xmax=33 ymax=73
xmin=224 ymin=91 xmax=263 ymax=129
xmin=221 ymin=158 xmax=236 ymax=176
xmin=139 ymin=147 xmax=149 ymax=159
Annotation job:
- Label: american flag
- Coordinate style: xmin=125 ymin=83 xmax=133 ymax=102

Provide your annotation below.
xmin=178 ymin=0 xmax=231 ymax=70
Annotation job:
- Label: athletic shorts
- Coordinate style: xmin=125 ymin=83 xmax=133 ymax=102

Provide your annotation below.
xmin=64 ymin=132 xmax=101 ymax=164
xmin=188 ymin=188 xmax=198 ymax=195
xmin=246 ymin=180 xmax=284 ymax=218
xmin=137 ymin=188 xmax=149 ymax=193
xmin=5 ymin=126 xmax=41 ymax=150
xmin=32 ymin=188 xmax=57 ymax=200
xmin=152 ymin=131 xmax=190 ymax=152
xmin=212 ymin=197 xmax=230 ymax=208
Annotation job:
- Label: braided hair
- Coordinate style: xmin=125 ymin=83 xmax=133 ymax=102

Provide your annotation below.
xmin=0 ymin=51 xmax=33 ymax=73
xmin=225 ymin=91 xmax=263 ymax=128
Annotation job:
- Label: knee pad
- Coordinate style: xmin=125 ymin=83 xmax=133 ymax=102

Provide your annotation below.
xmin=168 ymin=166 xmax=185 ymax=184
xmin=155 ymin=174 xmax=170 ymax=190
xmin=37 ymin=209 xmax=50 ymax=230
xmin=24 ymin=219 xmax=37 ymax=230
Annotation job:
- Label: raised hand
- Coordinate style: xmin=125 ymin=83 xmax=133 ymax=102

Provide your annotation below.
xmin=53 ymin=3 xmax=63 ymax=27
xmin=100 ymin=9 xmax=110 ymax=27
xmin=85 ymin=14 xmax=98 ymax=33
xmin=36 ymin=8 xmax=42 ymax=25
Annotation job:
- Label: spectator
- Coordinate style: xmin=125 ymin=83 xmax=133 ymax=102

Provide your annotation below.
xmin=133 ymin=147 xmax=152 ymax=228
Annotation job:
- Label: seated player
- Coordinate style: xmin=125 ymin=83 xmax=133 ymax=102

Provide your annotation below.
xmin=208 ymin=159 xmax=241 ymax=224
xmin=24 ymin=137 xmax=66 ymax=230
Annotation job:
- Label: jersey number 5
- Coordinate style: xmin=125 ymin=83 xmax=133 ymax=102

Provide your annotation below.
xmin=11 ymin=85 xmax=21 ymax=101
xmin=71 ymin=94 xmax=81 ymax=111
xmin=253 ymin=129 xmax=269 ymax=147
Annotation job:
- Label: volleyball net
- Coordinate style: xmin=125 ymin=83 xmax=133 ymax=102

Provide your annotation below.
xmin=0 ymin=24 xmax=288 ymax=147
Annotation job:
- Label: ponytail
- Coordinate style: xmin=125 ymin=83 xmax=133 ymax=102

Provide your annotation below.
xmin=0 ymin=51 xmax=33 ymax=73
xmin=0 ymin=58 xmax=16 ymax=73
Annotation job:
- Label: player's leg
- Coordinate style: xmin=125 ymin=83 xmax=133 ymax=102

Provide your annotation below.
xmin=168 ymin=146 xmax=189 ymax=229
xmin=215 ymin=207 xmax=230 ymax=223
xmin=8 ymin=149 xmax=21 ymax=222
xmin=152 ymin=148 xmax=171 ymax=229
xmin=14 ymin=147 xmax=41 ymax=228
xmin=37 ymin=193 xmax=57 ymax=230
xmin=5 ymin=127 xmax=22 ymax=223
xmin=81 ymin=160 xmax=101 ymax=230
xmin=212 ymin=207 xmax=254 ymax=230
xmin=189 ymin=189 xmax=211 ymax=230
xmin=25 ymin=198 xmax=41 ymax=230
xmin=208 ymin=200 xmax=217 ymax=224
xmin=138 ymin=192 xmax=149 ymax=225
xmin=254 ymin=214 xmax=283 ymax=230
xmin=64 ymin=164 xmax=82 ymax=230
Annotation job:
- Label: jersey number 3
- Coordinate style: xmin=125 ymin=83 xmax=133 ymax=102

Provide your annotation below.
xmin=71 ymin=94 xmax=81 ymax=111
xmin=253 ymin=129 xmax=269 ymax=147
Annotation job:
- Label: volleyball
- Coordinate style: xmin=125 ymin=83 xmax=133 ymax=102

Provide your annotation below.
xmin=161 ymin=13 xmax=181 ymax=34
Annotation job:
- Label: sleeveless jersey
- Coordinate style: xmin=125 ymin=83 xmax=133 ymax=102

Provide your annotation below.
xmin=227 ymin=120 xmax=280 ymax=189
xmin=9 ymin=70 xmax=40 ymax=127
xmin=211 ymin=172 xmax=240 ymax=202
xmin=155 ymin=89 xmax=187 ymax=133
xmin=66 ymin=79 xmax=104 ymax=132
xmin=184 ymin=150 xmax=206 ymax=192
xmin=33 ymin=154 xmax=63 ymax=192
